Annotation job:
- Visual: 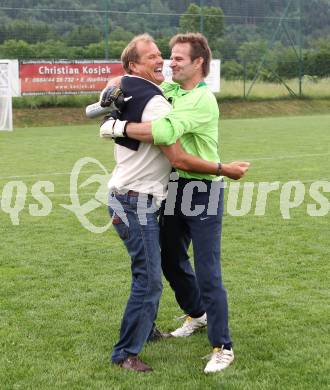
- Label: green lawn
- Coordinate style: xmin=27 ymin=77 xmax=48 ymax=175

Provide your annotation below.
xmin=1 ymin=115 xmax=329 ymax=389
xmin=220 ymin=77 xmax=330 ymax=99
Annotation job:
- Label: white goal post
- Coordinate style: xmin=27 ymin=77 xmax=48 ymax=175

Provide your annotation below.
xmin=0 ymin=60 xmax=19 ymax=131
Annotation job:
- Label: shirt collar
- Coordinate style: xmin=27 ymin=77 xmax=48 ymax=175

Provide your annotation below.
xmin=174 ymin=81 xmax=207 ymax=96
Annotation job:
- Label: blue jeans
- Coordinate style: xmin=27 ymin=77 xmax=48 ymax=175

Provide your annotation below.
xmin=108 ymin=192 xmax=162 ymax=363
xmin=160 ymin=178 xmax=231 ymax=347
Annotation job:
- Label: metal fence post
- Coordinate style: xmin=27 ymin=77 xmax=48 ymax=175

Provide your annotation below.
xmin=199 ymin=0 xmax=204 ymax=34
xmin=298 ymin=0 xmax=303 ymax=96
xmin=103 ymin=0 xmax=109 ymax=60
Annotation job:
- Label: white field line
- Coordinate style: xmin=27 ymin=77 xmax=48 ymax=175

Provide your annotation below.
xmin=0 ymin=152 xmax=329 ymax=180
xmin=244 ymin=152 xmax=330 ymax=161
xmin=0 ymin=170 xmax=100 ymax=180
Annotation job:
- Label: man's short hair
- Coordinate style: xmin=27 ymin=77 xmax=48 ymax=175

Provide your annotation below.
xmin=169 ymin=33 xmax=212 ymax=77
xmin=121 ymin=33 xmax=155 ymax=74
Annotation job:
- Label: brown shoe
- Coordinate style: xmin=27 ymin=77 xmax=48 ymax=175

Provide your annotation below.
xmin=118 ymin=356 xmax=153 ymax=372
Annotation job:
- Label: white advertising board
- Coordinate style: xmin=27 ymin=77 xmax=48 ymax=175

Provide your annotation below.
xmin=0 ymin=60 xmax=19 ymax=97
xmin=0 ymin=60 xmax=19 ymax=131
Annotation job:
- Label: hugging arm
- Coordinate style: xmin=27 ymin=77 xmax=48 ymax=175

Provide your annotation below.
xmin=160 ymin=141 xmax=250 ymax=180
xmin=100 ymin=120 xmax=250 ymax=179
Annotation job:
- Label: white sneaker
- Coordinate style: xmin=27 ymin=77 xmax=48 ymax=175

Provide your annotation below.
xmin=204 ymin=347 xmax=234 ymax=373
xmin=170 ymin=313 xmax=207 ymax=337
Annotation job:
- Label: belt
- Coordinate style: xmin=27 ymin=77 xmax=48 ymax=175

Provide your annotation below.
xmin=114 ymin=190 xmax=153 ymax=200
xmin=127 ymin=190 xmax=141 ymax=197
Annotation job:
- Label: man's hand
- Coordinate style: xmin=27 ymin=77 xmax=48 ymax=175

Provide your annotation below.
xmin=100 ymin=117 xmax=128 ymax=139
xmin=100 ymin=85 xmax=125 ymax=110
xmin=105 ymin=76 xmax=122 ymax=88
xmin=221 ymin=161 xmax=250 ymax=180
xmin=85 ymin=85 xmax=126 ymax=119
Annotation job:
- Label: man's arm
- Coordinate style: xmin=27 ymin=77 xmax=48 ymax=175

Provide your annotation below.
xmin=103 ymin=91 xmax=215 ymax=145
xmin=161 ymin=141 xmax=250 ymax=180
xmin=100 ymin=119 xmax=249 ymax=179
xmin=125 ymin=122 xmax=154 ymax=143
xmin=160 ymin=141 xmax=216 ymax=173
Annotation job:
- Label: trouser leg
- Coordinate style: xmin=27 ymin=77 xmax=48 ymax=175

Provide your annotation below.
xmin=109 ymin=194 xmax=162 ymax=363
xmin=159 ymin=199 xmax=204 ymax=318
xmin=189 ymin=185 xmax=231 ymax=346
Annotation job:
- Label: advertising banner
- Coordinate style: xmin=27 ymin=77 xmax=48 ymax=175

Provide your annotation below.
xmin=19 ymin=59 xmax=220 ymax=96
xmin=20 ymin=60 xmax=124 ymax=96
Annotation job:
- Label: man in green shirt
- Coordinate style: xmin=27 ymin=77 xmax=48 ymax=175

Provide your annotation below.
xmin=104 ymin=33 xmax=248 ymax=373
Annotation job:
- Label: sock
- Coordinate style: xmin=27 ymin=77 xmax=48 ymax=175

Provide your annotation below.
xmin=213 ymin=343 xmax=232 ymax=351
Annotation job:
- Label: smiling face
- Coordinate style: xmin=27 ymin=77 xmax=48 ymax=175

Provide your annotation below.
xmin=170 ymin=42 xmax=203 ymax=89
xmin=129 ymin=41 xmax=164 ymax=85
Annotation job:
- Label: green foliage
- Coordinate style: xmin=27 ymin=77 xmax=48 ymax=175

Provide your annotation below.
xmin=155 ymin=37 xmax=171 ymax=59
xmin=221 ymin=60 xmax=244 ymax=80
xmin=107 ymin=41 xmax=130 ymax=60
xmin=305 ymin=49 xmax=330 ymax=78
xmin=76 ymin=40 xmax=128 ymax=60
xmin=0 ymin=1 xmax=329 ymax=80
xmin=179 ymin=3 xmax=224 ymax=41
xmin=33 ymin=40 xmax=76 ymax=59
xmin=65 ymin=26 xmax=103 ymax=47
xmin=0 ymin=38 xmax=129 ymax=60
xmin=179 ymin=3 xmax=200 ymax=32
xmin=273 ymin=48 xmax=300 ymax=79
xmin=237 ymin=39 xmax=268 ymax=63
xmin=109 ymin=27 xmax=134 ymax=42
xmin=215 ymin=24 xmax=260 ymax=60
xmin=0 ymin=39 xmax=34 ymax=59
xmin=79 ymin=41 xmax=105 ymax=59
xmin=0 ymin=19 xmax=58 ymax=44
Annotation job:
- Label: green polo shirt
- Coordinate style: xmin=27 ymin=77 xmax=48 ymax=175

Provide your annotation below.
xmin=151 ymin=81 xmax=220 ymax=180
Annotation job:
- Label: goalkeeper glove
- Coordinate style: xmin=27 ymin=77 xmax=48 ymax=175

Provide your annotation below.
xmin=100 ymin=117 xmax=128 ymax=138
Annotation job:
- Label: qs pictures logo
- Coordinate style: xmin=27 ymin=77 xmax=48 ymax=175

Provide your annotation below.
xmin=1 ymin=157 xmax=329 ymax=233
xmin=60 ymin=157 xmax=111 ymax=233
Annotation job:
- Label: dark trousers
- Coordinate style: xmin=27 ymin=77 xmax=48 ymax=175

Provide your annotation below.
xmin=160 ymin=178 xmax=231 ymax=347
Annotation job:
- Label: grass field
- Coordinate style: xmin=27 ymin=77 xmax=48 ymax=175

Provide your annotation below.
xmin=1 ymin=114 xmax=329 ymax=389
xmin=220 ymin=78 xmax=330 ymax=99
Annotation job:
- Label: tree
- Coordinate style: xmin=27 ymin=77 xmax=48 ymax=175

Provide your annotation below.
xmin=32 ymin=40 xmax=74 ymax=59
xmin=65 ymin=26 xmax=102 ymax=47
xmin=0 ymin=39 xmax=34 ymax=59
xmin=304 ymin=49 xmax=330 ymax=77
xmin=221 ymin=60 xmax=244 ymax=80
xmin=1 ymin=20 xmax=57 ymax=44
xmin=237 ymin=40 xmax=268 ymax=79
xmin=155 ymin=37 xmax=171 ymax=59
xmin=179 ymin=3 xmax=224 ymax=42
xmin=237 ymin=40 xmax=268 ymax=64
xmin=109 ymin=27 xmax=134 ymax=42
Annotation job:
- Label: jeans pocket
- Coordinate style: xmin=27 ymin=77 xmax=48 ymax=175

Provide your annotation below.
xmin=112 ymin=214 xmax=129 ymax=241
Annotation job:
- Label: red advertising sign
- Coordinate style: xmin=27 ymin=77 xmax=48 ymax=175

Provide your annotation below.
xmin=19 ymin=60 xmax=125 ymax=96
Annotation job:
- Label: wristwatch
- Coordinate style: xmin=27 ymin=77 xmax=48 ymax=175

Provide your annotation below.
xmin=216 ymin=162 xmax=222 ymax=176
